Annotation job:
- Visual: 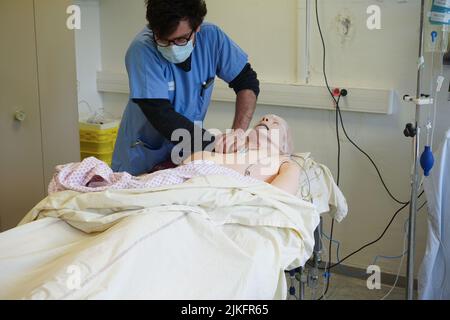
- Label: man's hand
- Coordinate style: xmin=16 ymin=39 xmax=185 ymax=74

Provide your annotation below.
xmin=214 ymin=89 xmax=256 ymax=154
xmin=214 ymin=130 xmax=247 ymax=154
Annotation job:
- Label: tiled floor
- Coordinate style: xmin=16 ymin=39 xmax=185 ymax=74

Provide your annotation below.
xmin=286 ymin=272 xmax=412 ymax=300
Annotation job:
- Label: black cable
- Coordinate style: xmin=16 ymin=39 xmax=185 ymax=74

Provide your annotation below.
xmin=336 ymin=106 xmax=408 ymax=205
xmin=418 ymin=201 xmax=428 ymax=212
xmin=328 ymin=191 xmax=424 ymax=269
xmin=315 ymin=1 xmax=337 ymax=105
xmin=307 ymin=191 xmax=425 ymax=272
xmin=315 ymin=0 xmax=337 ymax=300
xmin=327 ymin=201 xmax=409 ymax=269
xmin=319 ymin=95 xmax=341 ymax=299
xmin=319 ymin=82 xmax=343 ymax=301
xmin=335 ymin=95 xmax=342 ymax=186
xmin=312 ymin=0 xmax=407 ymax=206
xmin=318 ymin=219 xmax=334 ymax=300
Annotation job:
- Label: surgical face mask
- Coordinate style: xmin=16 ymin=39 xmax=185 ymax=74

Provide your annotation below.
xmin=157 ymin=40 xmax=194 ymax=64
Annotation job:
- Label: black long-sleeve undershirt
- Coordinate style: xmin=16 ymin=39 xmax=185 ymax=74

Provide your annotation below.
xmin=133 ymin=98 xmax=215 ymax=155
xmin=134 ymin=63 xmax=260 ymax=155
xmin=229 ymin=63 xmax=260 ymax=97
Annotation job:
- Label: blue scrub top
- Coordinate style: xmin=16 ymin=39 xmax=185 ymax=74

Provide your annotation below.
xmin=112 ymin=23 xmax=248 ymax=175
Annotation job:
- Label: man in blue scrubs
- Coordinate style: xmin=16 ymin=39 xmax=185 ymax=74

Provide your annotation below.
xmin=112 ymin=0 xmax=260 ymax=175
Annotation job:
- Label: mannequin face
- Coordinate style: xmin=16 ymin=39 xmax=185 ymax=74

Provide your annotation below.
xmin=247 ymin=115 xmax=292 ymax=154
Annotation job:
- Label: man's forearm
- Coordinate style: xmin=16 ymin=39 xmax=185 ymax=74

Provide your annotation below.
xmin=134 ymin=99 xmax=215 ymax=154
xmin=232 ymin=89 xmax=257 ymax=131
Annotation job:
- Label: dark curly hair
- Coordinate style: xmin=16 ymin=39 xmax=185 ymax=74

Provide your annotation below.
xmin=145 ymin=0 xmax=207 ymax=39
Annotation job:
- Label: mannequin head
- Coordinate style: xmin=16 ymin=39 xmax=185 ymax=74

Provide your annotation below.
xmin=247 ymin=115 xmax=294 ymax=155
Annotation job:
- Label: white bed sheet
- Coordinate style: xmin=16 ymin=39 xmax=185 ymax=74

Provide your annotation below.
xmin=0 ymin=216 xmax=296 ymax=300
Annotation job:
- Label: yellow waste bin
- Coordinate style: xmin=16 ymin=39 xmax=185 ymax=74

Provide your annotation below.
xmin=79 ymin=120 xmax=120 ymax=166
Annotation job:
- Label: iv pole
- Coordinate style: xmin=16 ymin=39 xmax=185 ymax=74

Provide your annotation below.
xmin=404 ymin=0 xmax=428 ymax=301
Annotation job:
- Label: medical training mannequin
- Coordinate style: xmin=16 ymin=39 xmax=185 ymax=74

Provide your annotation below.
xmin=184 ymin=115 xmax=301 ymax=195
xmin=47 ymin=115 xmax=300 ymax=195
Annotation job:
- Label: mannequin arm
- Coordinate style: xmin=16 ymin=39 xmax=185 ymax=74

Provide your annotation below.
xmin=184 ymin=152 xmax=300 ymax=195
xmin=270 ymin=162 xmax=301 ymax=195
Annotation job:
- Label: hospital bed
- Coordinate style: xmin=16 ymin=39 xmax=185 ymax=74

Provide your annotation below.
xmin=0 ymin=153 xmax=347 ymax=300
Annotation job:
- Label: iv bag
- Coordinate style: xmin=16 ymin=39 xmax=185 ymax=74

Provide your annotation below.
xmin=430 ymin=0 xmax=450 ymax=25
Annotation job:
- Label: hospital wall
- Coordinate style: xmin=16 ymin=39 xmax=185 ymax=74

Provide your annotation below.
xmin=75 ymin=0 xmax=450 ymax=277
xmin=74 ymin=0 xmax=103 ymax=119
